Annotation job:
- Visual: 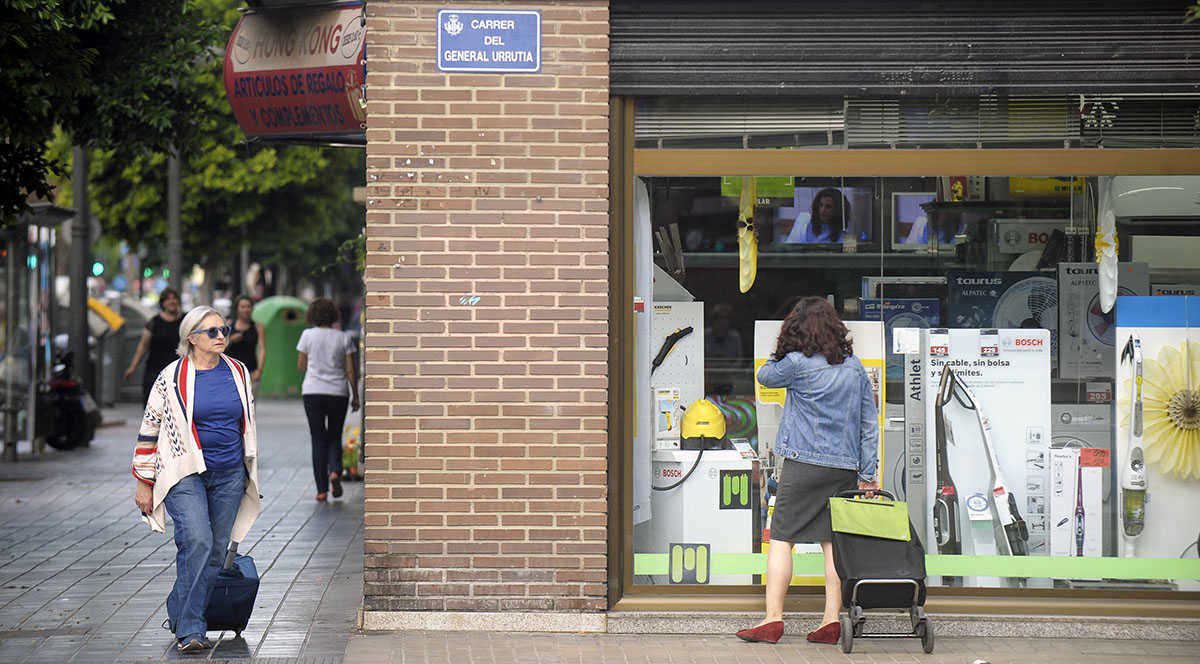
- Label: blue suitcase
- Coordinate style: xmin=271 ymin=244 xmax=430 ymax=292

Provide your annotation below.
xmin=205 ymin=544 xmax=259 ymax=636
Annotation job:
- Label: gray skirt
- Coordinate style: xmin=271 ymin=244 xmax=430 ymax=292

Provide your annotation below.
xmin=770 ymin=459 xmax=858 ymax=544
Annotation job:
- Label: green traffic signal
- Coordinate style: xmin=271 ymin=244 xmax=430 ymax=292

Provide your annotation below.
xmin=91 ymin=261 xmax=104 ymax=277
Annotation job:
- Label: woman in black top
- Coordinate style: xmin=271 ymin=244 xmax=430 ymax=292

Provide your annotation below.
xmin=124 ymin=287 xmax=184 ymax=404
xmin=225 ymin=295 xmax=266 ymax=383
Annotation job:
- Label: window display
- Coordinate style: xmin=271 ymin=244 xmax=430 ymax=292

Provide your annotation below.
xmin=631 ymin=173 xmax=1200 ymax=592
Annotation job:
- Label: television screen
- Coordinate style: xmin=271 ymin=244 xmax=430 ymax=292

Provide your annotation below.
xmin=892 ymin=192 xmax=937 ymax=249
xmin=776 ymin=186 xmax=874 ymax=244
xmin=891 ymin=191 xmax=971 ymax=249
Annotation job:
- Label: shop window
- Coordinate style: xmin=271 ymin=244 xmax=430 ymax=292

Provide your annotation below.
xmin=631 ymin=174 xmax=1200 ymax=591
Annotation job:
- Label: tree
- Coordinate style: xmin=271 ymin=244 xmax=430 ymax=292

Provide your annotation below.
xmin=0 ymin=0 xmax=218 ymax=223
xmin=51 ymin=0 xmax=365 ymax=295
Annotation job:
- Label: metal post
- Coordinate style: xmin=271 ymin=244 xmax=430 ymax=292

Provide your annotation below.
xmin=168 ymin=148 xmax=182 ymax=292
xmin=4 ymin=229 xmax=17 ymax=462
xmin=69 ymin=146 xmax=90 ymax=397
xmin=239 ymin=241 xmax=249 ymax=296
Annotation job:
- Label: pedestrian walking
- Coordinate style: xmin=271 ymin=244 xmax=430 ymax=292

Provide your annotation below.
xmin=736 ymin=296 xmax=879 ymax=645
xmin=131 ymin=305 xmax=261 ymax=653
xmin=226 ymin=295 xmax=266 ymax=387
xmin=297 ymin=296 xmax=359 ymax=502
xmin=123 ymin=287 xmax=184 ymax=404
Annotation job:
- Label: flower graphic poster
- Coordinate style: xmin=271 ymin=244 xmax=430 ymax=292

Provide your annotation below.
xmin=1115 ymin=296 xmax=1200 ymax=579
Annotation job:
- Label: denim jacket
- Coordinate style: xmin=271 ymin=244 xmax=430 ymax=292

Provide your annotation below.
xmin=757 ymin=351 xmax=879 ymax=481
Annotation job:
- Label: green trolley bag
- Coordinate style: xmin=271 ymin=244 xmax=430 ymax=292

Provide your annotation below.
xmin=828 ymin=490 xmax=926 ymax=610
xmin=829 ymin=490 xmax=932 ymax=654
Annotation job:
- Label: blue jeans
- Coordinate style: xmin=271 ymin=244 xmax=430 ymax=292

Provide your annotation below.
xmin=163 ymin=467 xmax=246 ymax=640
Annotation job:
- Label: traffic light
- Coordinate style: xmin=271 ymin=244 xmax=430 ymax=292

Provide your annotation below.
xmin=91 ymin=261 xmax=104 ymax=277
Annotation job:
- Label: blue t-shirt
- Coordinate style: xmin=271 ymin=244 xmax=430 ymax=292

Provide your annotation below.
xmin=194 ymin=362 xmax=245 ymax=470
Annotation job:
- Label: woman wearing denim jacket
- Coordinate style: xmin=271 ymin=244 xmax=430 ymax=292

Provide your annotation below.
xmin=737 ymin=296 xmax=879 ymax=645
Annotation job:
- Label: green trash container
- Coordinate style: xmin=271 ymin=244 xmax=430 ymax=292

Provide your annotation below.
xmin=251 ymin=296 xmax=308 ymax=398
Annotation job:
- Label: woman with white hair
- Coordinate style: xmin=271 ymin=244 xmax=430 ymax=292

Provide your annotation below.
xmin=131 ymin=305 xmax=261 ymax=652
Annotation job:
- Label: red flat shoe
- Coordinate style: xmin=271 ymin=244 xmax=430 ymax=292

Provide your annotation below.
xmin=736 ymin=620 xmax=783 ymax=643
xmin=806 ymin=621 xmax=840 ymax=644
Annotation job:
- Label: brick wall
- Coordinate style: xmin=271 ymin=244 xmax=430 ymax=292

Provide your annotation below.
xmin=362 ymin=1 xmax=611 ymax=612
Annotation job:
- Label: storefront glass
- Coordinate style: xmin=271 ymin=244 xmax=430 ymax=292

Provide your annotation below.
xmin=630 ymin=173 xmax=1200 ymax=592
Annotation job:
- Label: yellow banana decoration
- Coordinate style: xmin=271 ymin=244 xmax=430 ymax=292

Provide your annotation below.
xmin=737 ymin=176 xmax=757 ymax=293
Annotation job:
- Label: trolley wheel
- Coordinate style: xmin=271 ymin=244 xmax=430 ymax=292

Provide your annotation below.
xmin=850 ymin=605 xmax=865 ymax=637
xmin=917 ymin=620 xmax=934 ymax=653
xmin=840 ymin=616 xmax=853 ymax=653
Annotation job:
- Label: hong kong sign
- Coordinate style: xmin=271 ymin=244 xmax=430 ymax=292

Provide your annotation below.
xmin=224 ymin=3 xmax=366 ymax=142
xmin=436 ymin=9 xmax=540 ymax=73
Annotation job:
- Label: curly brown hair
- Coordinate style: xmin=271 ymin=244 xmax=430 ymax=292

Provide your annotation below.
xmin=772 ymin=296 xmax=853 ymax=364
xmin=306 ymin=296 xmax=340 ymax=327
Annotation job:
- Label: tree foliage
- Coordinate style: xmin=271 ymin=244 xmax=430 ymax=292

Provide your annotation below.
xmin=50 ymin=0 xmax=365 ymax=290
xmin=0 ymin=0 xmax=218 ymax=222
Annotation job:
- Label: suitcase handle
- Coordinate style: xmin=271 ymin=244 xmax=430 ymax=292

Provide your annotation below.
xmin=223 ymin=542 xmax=239 ymax=571
xmin=836 ymin=489 xmax=897 ymax=501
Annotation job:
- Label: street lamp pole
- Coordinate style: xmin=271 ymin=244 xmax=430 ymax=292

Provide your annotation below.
xmin=69 ymin=145 xmax=91 ymax=392
xmin=168 ymin=147 xmax=182 ymax=292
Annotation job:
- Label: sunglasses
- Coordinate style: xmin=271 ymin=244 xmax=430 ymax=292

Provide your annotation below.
xmin=192 ymin=325 xmax=231 ymax=340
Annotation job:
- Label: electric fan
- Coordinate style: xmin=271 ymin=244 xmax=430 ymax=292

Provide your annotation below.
xmin=992 ymin=276 xmax=1058 ymax=355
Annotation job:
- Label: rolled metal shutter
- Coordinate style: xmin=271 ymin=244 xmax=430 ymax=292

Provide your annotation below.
xmin=611 ymin=0 xmax=1200 ymax=97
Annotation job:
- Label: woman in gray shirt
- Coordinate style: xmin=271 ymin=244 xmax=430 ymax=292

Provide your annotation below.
xmin=297 ymin=297 xmax=359 ymax=501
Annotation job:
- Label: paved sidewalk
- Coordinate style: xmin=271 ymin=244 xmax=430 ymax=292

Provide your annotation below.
xmin=0 ymin=399 xmax=363 ymax=663
xmin=345 ymin=630 xmax=1200 ymax=664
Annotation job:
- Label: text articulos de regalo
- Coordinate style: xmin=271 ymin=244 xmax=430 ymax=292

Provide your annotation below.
xmin=229 ymin=71 xmax=354 ymax=131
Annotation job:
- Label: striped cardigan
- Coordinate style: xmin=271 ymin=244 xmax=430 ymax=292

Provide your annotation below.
xmin=132 ymin=354 xmax=260 ymax=542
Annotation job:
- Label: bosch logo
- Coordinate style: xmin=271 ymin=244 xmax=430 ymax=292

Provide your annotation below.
xmin=1014 ymin=338 xmax=1043 ymax=346
xmin=661 ymin=468 xmax=682 ymax=479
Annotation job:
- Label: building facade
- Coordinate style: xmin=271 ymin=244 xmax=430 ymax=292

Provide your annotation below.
xmin=362 ymin=0 xmax=1200 ymax=630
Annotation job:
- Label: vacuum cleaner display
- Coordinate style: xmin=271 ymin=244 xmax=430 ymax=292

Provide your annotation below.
xmin=1114 ymin=297 xmax=1200 ymax=588
xmin=1119 ymin=333 xmax=1147 ymax=556
xmin=651 ymin=326 xmax=694 ymax=375
xmin=653 ymin=399 xmax=727 ymax=492
xmin=903 ymin=327 xmax=1051 ymax=586
xmin=648 ymin=303 xmax=705 ymax=452
xmin=932 ymin=367 xmax=962 ymax=580
xmin=936 ymin=365 xmax=1029 ymax=557
xmin=1050 ymin=404 xmax=1114 ymax=558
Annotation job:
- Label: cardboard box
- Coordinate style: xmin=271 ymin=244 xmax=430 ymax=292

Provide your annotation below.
xmin=1079 ymin=448 xmax=1108 ymax=557
xmin=1048 ymin=447 xmax=1106 ymax=559
xmin=1048 ymin=448 xmax=1077 ymax=558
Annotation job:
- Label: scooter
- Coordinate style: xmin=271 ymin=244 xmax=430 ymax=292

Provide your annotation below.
xmin=36 ymin=351 xmax=100 ymax=450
